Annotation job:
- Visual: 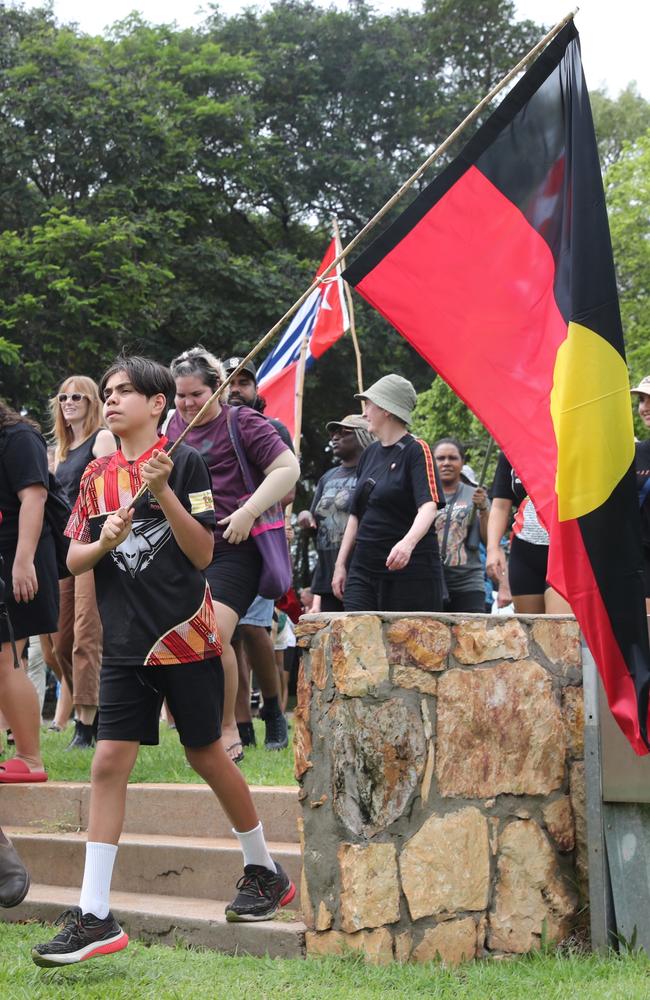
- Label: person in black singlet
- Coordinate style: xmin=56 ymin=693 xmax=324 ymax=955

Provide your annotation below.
xmin=50 ymin=376 xmax=116 ymax=748
xmin=333 ymin=374 xmax=445 ymax=613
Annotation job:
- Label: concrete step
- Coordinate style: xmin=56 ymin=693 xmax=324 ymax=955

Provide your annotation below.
xmin=5 ymin=828 xmax=301 ymax=908
xmin=4 ymin=883 xmax=306 ymax=959
xmin=0 ymin=782 xmax=300 ymax=842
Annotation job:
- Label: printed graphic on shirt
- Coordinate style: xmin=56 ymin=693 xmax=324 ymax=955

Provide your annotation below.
xmin=110 ymin=518 xmax=172 ymax=578
xmin=146 ymin=582 xmax=222 ymax=665
xmin=313 ymin=470 xmax=357 ymax=550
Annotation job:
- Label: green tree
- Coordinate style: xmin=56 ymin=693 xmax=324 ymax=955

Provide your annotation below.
xmin=592 ymin=85 xmax=650 ymax=169
xmin=606 ymin=130 xmax=650 ymax=395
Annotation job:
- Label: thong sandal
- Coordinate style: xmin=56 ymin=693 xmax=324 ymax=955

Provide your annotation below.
xmin=225 ymin=741 xmax=244 ymax=766
xmin=0 ymin=758 xmax=48 ymax=784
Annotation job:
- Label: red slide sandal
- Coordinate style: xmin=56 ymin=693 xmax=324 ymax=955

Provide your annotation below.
xmin=0 ymin=759 xmax=48 ymax=784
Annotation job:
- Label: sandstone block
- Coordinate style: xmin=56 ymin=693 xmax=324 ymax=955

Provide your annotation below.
xmin=452 ymin=619 xmax=528 ymax=664
xmin=305 ymin=927 xmax=394 ymax=964
xmin=420 ymin=741 xmax=435 ymax=805
xmin=570 ymin=762 xmax=588 ymax=901
xmin=387 ymin=618 xmax=450 ymax=670
xmin=316 ymin=901 xmax=333 ymax=931
xmin=393 ymin=664 xmax=438 ymax=694
xmin=412 ymin=916 xmax=478 ymax=966
xmin=293 ymin=712 xmax=312 ymax=780
xmin=310 ymin=636 xmax=328 ymax=691
xmin=488 ymin=820 xmax=578 ymax=953
xmin=543 ymin=796 xmax=575 ymax=853
xmin=436 ymin=660 xmax=566 ymax=797
xmin=339 ymin=843 xmax=400 ymax=932
xmin=301 ymin=866 xmax=314 ymax=929
xmin=562 ymin=686 xmax=585 ymax=758
xmin=532 ymin=619 xmax=581 ymax=667
xmin=330 ymin=616 xmax=389 ymax=695
xmin=295 ymin=619 xmax=328 ymax=647
xmin=399 ymin=807 xmax=490 ymax=920
xmin=330 ymin=698 xmax=426 ymax=835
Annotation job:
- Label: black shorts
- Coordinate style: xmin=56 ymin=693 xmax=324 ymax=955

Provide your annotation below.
xmin=98 ymin=657 xmax=223 ymax=748
xmin=444 ymin=589 xmax=486 ymax=613
xmin=0 ymin=535 xmax=59 ymax=644
xmin=319 ymin=593 xmax=344 ymax=613
xmin=508 ymin=535 xmax=549 ymax=597
xmin=344 ymin=565 xmax=443 ymax=613
xmin=206 ymin=544 xmax=262 ymax=620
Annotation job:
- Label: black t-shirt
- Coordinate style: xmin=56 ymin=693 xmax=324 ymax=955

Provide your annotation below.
xmin=65 ymin=437 xmax=221 ymax=666
xmin=0 ymin=424 xmax=49 ymax=548
xmin=636 ymin=440 xmax=650 ymax=549
xmin=310 ymin=463 xmax=359 ymax=595
xmin=350 ymin=435 xmax=444 ymax=575
xmin=56 ymin=431 xmax=101 ymax=508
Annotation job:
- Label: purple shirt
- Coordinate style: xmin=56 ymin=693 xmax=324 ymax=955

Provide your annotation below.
xmin=167 ymin=404 xmax=288 ymax=545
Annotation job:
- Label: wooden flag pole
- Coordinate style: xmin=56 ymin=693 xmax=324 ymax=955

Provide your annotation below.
xmin=332 ymin=217 xmax=364 ymax=395
xmin=128 ymin=8 xmax=577 ymax=509
xmin=293 ymin=329 xmax=310 ymax=457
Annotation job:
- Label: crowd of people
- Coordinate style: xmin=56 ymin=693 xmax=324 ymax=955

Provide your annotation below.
xmin=1 ymin=353 xmax=649 ymax=968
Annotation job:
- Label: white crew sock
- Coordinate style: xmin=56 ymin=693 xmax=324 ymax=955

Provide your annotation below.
xmin=233 ymin=822 xmax=276 ymax=873
xmin=79 ymin=842 xmax=118 ymax=919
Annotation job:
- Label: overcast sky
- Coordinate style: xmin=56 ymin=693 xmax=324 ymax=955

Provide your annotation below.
xmin=20 ymin=0 xmax=650 ymax=98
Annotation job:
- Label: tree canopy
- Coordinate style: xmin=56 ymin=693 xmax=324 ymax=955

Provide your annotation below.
xmin=0 ymin=0 xmax=647 ymax=493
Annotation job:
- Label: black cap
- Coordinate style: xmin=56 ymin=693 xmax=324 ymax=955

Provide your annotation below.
xmin=225 ymin=356 xmax=257 ymax=381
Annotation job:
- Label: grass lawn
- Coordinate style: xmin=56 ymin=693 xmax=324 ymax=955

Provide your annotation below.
xmin=2 ymin=925 xmax=650 ymax=1000
xmin=35 ymin=718 xmax=295 ymax=786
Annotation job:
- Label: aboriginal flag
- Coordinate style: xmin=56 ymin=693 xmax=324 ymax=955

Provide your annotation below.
xmin=344 ymin=22 xmax=650 ymax=754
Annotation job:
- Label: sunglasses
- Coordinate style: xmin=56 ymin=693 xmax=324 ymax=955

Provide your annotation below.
xmin=58 ymin=393 xmax=87 ymax=403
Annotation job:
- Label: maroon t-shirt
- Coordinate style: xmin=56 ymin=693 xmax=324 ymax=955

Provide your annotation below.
xmin=166 ymin=404 xmax=288 ymax=546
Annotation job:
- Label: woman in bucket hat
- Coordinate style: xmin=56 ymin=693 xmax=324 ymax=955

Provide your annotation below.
xmin=332 ymin=375 xmax=445 ymax=612
xmin=631 ymin=376 xmax=650 ymax=611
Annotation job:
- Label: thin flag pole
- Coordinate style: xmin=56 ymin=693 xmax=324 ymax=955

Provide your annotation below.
xmin=466 ymin=436 xmax=495 ymax=529
xmin=128 ymin=8 xmax=577 ymax=509
xmin=332 ymin=217 xmax=364 ymax=395
xmin=293 ymin=329 xmax=310 ymax=457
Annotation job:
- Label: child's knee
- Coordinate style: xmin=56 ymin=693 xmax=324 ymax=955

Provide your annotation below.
xmin=91 ymin=743 xmax=133 ymax=783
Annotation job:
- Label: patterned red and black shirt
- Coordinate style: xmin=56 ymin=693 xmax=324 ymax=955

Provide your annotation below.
xmin=66 ymin=437 xmax=221 ymax=666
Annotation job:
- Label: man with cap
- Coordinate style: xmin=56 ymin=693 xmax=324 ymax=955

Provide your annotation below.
xmin=631 ymin=376 xmax=650 ymax=611
xmin=223 ymin=356 xmax=294 ymax=752
xmin=332 ymin=374 xmax=446 ymax=613
xmin=298 ymin=413 xmax=375 ymax=613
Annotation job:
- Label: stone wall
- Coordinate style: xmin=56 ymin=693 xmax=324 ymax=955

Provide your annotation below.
xmin=294 ymin=613 xmax=586 ymax=965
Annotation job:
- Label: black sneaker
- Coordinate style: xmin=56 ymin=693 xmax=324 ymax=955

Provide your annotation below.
xmin=65 ymin=720 xmax=95 ymax=751
xmin=226 ymin=862 xmax=296 ymax=922
xmin=259 ymin=707 xmax=288 ymax=751
xmin=237 ymin=721 xmax=257 ymax=747
xmin=32 ymin=907 xmax=128 ymax=967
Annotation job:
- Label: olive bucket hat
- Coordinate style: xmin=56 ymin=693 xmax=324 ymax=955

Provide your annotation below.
xmin=355 ymin=374 xmax=417 ymax=425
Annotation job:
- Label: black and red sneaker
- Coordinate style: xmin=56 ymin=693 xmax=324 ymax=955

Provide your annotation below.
xmin=225 ymin=862 xmax=296 ymax=922
xmin=31 ymin=907 xmax=128 ymax=967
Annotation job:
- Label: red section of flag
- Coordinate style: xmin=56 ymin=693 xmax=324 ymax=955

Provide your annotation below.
xmin=356 ymin=166 xmax=566 ymax=528
xmin=310 ymin=238 xmax=349 ymax=359
xmin=259 ymin=363 xmax=299 ymax=439
xmin=550 ymin=515 xmax=643 ymax=750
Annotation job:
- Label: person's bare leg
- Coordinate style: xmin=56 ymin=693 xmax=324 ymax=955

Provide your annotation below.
xmin=233 ymin=638 xmax=252 ymax=725
xmin=512 ymin=594 xmax=545 ymax=615
xmin=275 ymin=651 xmax=288 ymax=713
xmin=544 ymin=586 xmax=572 ymax=615
xmin=53 ymin=678 xmax=74 ymax=729
xmin=212 ymin=602 xmax=241 ymax=760
xmin=77 ymin=705 xmax=97 ymax=726
xmin=241 ymin=625 xmax=279 ymax=703
xmin=0 ymin=643 xmax=43 ymax=771
xmin=87 ymin=741 xmax=140 ymax=844
xmin=185 ymin=740 xmax=259 ymax=832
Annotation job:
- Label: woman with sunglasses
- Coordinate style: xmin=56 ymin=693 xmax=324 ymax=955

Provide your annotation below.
xmin=50 ymin=376 xmax=116 ymax=749
xmin=167 ymin=347 xmax=299 ymax=763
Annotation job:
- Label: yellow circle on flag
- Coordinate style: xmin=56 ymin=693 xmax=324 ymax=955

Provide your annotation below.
xmin=550 ymin=321 xmax=634 ymax=522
